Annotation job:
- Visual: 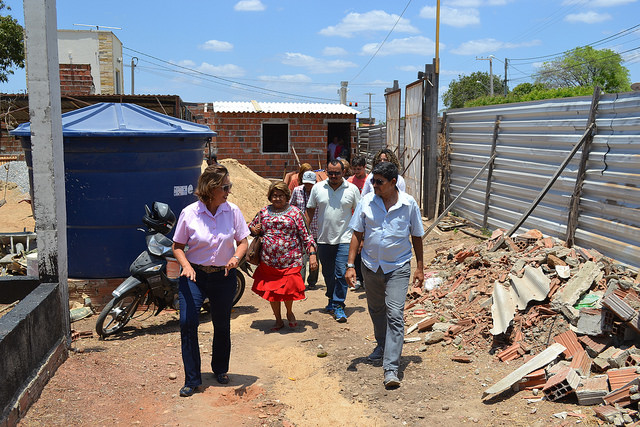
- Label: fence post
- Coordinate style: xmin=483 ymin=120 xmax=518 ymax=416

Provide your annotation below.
xmin=482 ymin=115 xmax=501 ymax=228
xmin=565 ymin=86 xmax=602 ymax=247
xmin=423 ymin=59 xmax=440 ymax=219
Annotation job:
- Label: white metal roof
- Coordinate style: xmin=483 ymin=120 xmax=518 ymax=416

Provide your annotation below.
xmin=211 ymin=101 xmax=359 ymax=115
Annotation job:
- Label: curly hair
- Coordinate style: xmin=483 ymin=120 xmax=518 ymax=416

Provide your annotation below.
xmin=373 ymin=148 xmax=401 ymax=172
xmin=195 ymin=164 xmax=229 ymax=203
xmin=267 ymin=181 xmax=291 ymax=201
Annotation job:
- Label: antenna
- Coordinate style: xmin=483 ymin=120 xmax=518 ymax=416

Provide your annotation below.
xmin=73 ymin=24 xmax=122 ymax=31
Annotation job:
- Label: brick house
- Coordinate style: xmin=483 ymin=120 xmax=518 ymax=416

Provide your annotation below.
xmin=188 ymin=101 xmax=360 ymax=178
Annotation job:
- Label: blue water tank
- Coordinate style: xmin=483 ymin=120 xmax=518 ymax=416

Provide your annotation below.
xmin=12 ymin=103 xmax=216 ymax=278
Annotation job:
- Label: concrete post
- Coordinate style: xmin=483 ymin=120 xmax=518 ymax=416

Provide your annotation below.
xmin=23 ymin=0 xmax=69 ymax=333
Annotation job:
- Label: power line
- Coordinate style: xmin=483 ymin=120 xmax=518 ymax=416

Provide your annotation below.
xmin=349 ymin=0 xmax=413 ymax=83
xmin=509 ymin=23 xmax=640 ymax=62
xmin=123 ymin=46 xmax=340 ymax=102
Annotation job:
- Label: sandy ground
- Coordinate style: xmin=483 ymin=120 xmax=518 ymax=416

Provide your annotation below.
xmin=4 ymin=160 xmax=601 ymax=426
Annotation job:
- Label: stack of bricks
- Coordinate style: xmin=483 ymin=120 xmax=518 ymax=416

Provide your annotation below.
xmin=59 ymin=64 xmax=94 ymax=95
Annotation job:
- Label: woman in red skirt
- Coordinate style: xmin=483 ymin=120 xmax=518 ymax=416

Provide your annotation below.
xmin=249 ymin=181 xmax=318 ymax=331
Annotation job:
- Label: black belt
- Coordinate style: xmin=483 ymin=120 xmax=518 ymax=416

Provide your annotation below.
xmin=190 ymin=263 xmax=225 ymax=273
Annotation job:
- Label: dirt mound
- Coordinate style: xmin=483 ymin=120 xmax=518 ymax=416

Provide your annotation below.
xmin=219 ymin=158 xmax=272 ymax=220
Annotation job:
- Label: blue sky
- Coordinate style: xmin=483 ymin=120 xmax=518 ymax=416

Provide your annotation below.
xmin=3 ymin=0 xmax=640 ymax=119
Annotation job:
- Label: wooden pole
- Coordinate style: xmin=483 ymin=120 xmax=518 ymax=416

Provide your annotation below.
xmin=482 ymin=116 xmax=501 ymax=228
xmin=565 ymin=86 xmax=601 ymax=247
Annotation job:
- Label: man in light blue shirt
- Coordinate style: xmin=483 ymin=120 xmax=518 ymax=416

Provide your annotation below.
xmin=345 ymin=161 xmax=424 ymax=388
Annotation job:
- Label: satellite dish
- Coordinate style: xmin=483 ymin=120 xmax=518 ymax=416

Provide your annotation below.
xmin=631 ymin=82 xmax=640 ymax=91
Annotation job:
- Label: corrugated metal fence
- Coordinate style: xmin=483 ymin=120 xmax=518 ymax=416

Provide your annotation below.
xmin=444 ymin=91 xmax=640 ymax=268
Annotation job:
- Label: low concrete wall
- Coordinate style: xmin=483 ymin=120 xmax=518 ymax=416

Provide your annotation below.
xmin=0 ymin=282 xmax=68 ymax=424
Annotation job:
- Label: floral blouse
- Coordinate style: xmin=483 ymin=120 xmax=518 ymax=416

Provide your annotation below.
xmin=249 ymin=205 xmax=316 ymax=269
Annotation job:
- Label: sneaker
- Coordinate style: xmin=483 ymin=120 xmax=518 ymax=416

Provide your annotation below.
xmin=383 ymin=370 xmax=401 ymax=388
xmin=334 ymin=306 xmax=347 ymax=323
xmin=367 ymin=345 xmax=384 ymax=361
xmin=179 ymin=385 xmax=197 ymax=397
xmin=353 ymin=280 xmax=362 ymax=290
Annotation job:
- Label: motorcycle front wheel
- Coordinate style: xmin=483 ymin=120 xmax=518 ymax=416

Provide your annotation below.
xmin=95 ymin=289 xmax=144 ymax=338
xmin=233 ymin=271 xmax=245 ymax=306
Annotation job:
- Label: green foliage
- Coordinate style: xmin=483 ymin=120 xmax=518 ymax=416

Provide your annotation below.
xmin=0 ymin=1 xmax=24 ymax=83
xmin=534 ymin=46 xmax=631 ymax=92
xmin=464 ymin=85 xmax=594 ymax=108
xmin=442 ymin=71 xmax=505 ymax=109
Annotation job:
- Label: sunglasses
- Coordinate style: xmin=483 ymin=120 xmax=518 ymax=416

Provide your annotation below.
xmin=220 ymin=183 xmax=233 ymax=192
xmin=327 ymin=171 xmax=342 ymax=176
xmin=370 ymin=178 xmax=387 ymax=186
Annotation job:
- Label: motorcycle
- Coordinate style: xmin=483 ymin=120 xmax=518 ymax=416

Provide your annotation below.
xmin=95 ymin=202 xmax=252 ymax=338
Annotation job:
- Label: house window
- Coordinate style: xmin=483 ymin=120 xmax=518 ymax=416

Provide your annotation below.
xmin=262 ymin=122 xmax=289 ymax=153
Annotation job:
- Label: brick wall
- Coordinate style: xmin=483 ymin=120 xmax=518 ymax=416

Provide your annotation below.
xmin=59 ymin=64 xmax=94 ymax=95
xmin=0 ymin=123 xmax=25 ymax=160
xmin=190 ymin=106 xmax=355 ymax=178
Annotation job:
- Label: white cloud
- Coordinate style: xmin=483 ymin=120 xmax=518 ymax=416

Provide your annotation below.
xmin=451 ymin=38 xmax=540 ymax=55
xmin=281 ymin=52 xmax=357 ymax=74
xmin=234 ymin=0 xmax=265 ymax=11
xmin=323 ymin=46 xmax=348 ymax=56
xmin=398 ymin=65 xmax=420 ymax=72
xmin=420 ymin=5 xmax=480 ymax=27
xmin=562 ymin=0 xmax=636 ymax=6
xmin=200 ymin=40 xmax=233 ymax=52
xmin=360 ymin=36 xmax=439 ymax=57
xmin=319 ymin=10 xmax=419 ymax=38
xmin=195 ymin=62 xmax=245 ymax=77
xmin=565 ymin=11 xmax=612 ymax=23
xmin=447 ymin=0 xmax=512 ymax=5
xmin=258 ymin=74 xmax=312 ymax=83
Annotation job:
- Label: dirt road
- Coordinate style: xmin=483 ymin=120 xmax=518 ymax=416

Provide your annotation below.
xmin=18 ymin=232 xmax=591 ymax=427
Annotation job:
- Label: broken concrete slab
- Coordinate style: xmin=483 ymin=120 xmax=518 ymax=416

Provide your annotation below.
xmin=576 ymin=375 xmax=609 ymax=406
xmin=551 ymin=261 xmax=603 ymax=313
xmin=574 ymin=308 xmax=610 ymax=336
xmin=483 ymin=342 xmax=566 ymax=398
xmin=424 ymin=330 xmax=446 ymax=344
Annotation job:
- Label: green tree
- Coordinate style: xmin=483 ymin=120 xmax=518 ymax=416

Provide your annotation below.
xmin=0 ymin=1 xmax=24 ymax=83
xmin=443 ymin=71 xmax=505 ymax=109
xmin=534 ymin=46 xmax=630 ymax=92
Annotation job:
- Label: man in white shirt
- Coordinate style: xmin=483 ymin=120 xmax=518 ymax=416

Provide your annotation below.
xmin=346 ymin=161 xmax=424 ymax=388
xmin=306 ymin=160 xmax=361 ymax=322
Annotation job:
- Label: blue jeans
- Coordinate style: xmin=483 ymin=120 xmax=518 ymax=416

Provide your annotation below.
xmin=361 ymin=262 xmax=411 ymax=373
xmin=317 ymin=243 xmax=349 ymax=308
xmin=179 ymin=268 xmax=237 ymax=387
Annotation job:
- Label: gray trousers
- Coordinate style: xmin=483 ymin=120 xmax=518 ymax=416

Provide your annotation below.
xmin=361 ymin=262 xmax=411 ymax=372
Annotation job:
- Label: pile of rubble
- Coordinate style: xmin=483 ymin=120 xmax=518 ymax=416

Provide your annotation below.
xmin=406 ymin=223 xmax=640 ymax=425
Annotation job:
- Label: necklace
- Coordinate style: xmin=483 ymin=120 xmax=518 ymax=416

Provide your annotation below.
xmin=268 ymin=205 xmax=292 ymax=216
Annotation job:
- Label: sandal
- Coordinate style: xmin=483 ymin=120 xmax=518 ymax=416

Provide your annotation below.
xmin=216 ymin=373 xmax=230 ymax=384
xmin=270 ymin=322 xmax=284 ymax=332
xmin=287 ymin=313 xmax=297 ymax=328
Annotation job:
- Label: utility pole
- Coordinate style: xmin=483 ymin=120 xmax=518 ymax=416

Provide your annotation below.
xmin=130 ymin=57 xmax=138 ymax=95
xmin=504 ymin=58 xmax=508 ymax=96
xmin=365 ymin=92 xmax=374 ymax=122
xmin=339 ymin=81 xmax=348 ymax=105
xmin=476 ymin=55 xmax=494 ymax=96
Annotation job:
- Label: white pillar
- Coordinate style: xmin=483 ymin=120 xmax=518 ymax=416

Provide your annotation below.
xmin=23 ymin=0 xmax=69 ymax=331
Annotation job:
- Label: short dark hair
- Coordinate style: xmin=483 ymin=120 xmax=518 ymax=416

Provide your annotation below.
xmin=371 ymin=161 xmax=398 ymax=183
xmin=327 ymin=159 xmax=344 ymax=170
xmin=351 ymin=155 xmax=366 ymax=168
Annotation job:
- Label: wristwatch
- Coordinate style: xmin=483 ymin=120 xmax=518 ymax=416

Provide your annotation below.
xmin=346 ymin=263 xmax=356 ymax=269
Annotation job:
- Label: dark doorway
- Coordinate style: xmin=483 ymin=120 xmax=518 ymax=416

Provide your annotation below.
xmin=327 ymin=122 xmax=352 ymax=164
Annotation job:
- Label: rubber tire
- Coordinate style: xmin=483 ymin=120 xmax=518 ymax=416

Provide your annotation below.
xmin=233 ymin=271 xmax=245 ymax=306
xmin=95 ymin=289 xmax=144 ymax=338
